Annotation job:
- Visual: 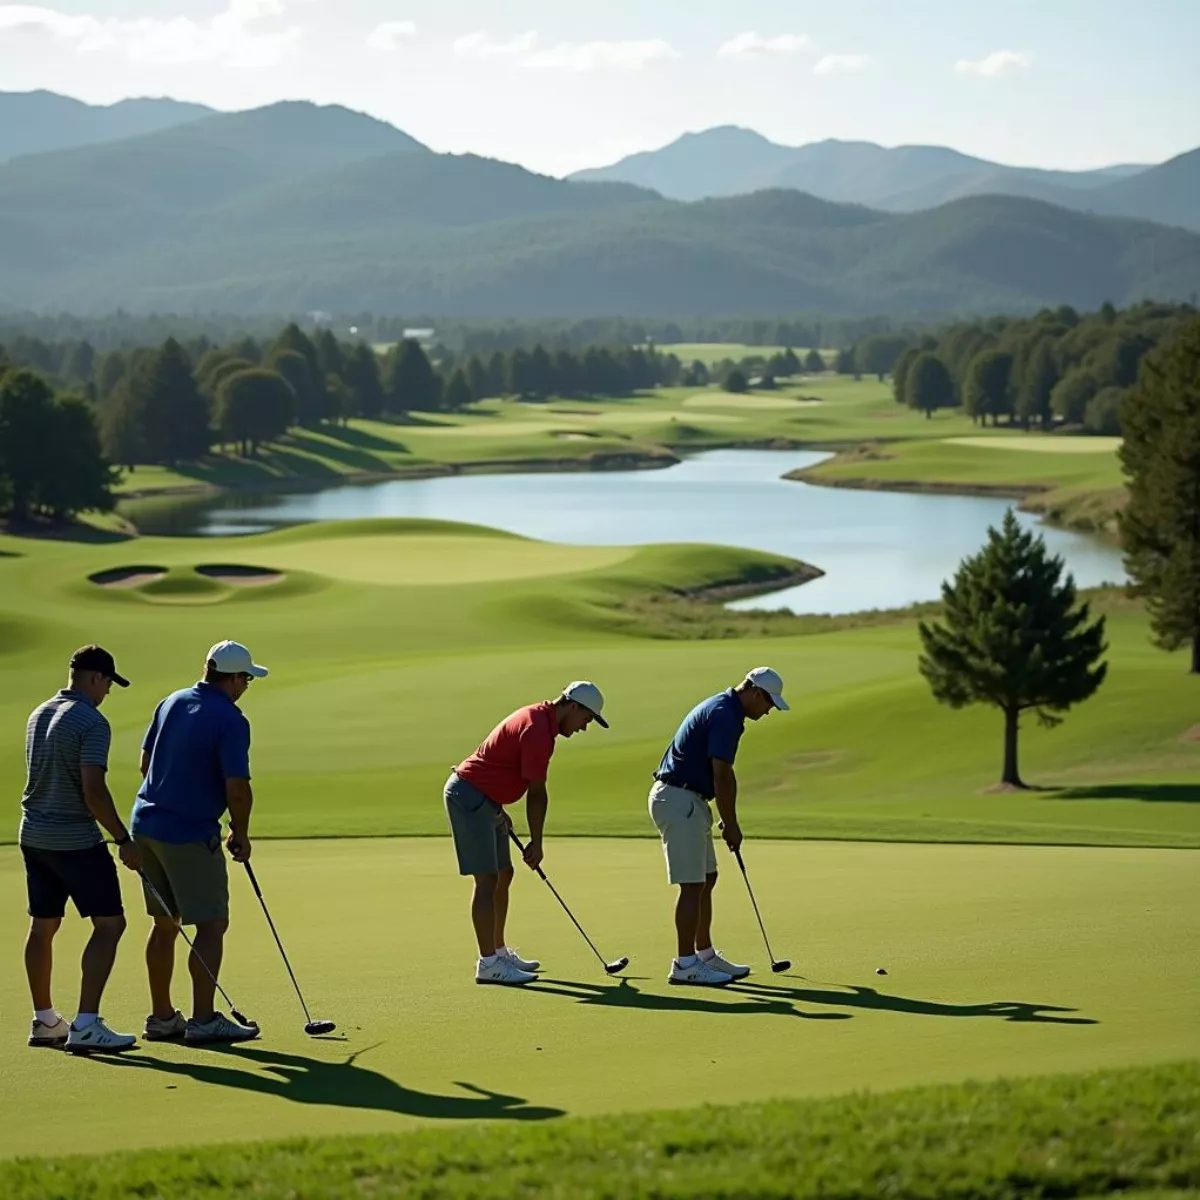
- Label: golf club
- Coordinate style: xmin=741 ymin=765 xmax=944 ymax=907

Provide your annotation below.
xmin=139 ymin=871 xmax=257 ymax=1028
xmin=733 ymin=847 xmax=791 ymax=973
xmin=242 ymin=862 xmax=337 ymax=1036
xmin=508 ymin=829 xmax=629 ymax=975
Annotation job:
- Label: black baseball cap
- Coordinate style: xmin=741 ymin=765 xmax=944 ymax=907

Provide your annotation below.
xmin=69 ymin=645 xmax=130 ymax=688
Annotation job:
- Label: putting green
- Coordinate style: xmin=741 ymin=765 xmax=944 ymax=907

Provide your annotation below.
xmin=0 ymin=838 xmax=1194 ymax=1159
xmin=946 ymin=437 xmax=1122 ymax=455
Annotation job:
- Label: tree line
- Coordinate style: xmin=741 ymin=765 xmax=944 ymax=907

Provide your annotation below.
xmin=837 ymin=300 xmax=1195 ymax=433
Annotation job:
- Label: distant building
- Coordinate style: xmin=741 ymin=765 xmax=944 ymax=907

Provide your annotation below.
xmin=403 ymin=328 xmax=436 ymax=344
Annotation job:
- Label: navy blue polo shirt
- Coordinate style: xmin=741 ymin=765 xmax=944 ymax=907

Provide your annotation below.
xmin=655 ymin=689 xmax=745 ymax=800
xmin=131 ymin=683 xmax=251 ymax=844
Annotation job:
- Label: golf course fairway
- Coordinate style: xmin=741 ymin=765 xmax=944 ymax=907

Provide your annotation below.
xmin=0 ymin=837 xmax=1195 ymax=1159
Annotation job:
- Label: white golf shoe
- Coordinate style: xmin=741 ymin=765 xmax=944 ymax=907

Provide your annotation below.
xmin=498 ymin=946 xmax=541 ymax=972
xmin=28 ymin=1014 xmax=69 ymax=1048
xmin=476 ymin=956 xmax=537 ymax=986
xmin=185 ymin=1011 xmax=259 ymax=1044
xmin=704 ymin=950 xmax=751 ymax=980
xmin=668 ymin=959 xmax=733 ymax=987
xmin=65 ymin=1017 xmax=137 ymax=1054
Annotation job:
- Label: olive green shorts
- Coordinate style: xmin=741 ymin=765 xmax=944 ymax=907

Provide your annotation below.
xmin=136 ymin=834 xmax=229 ymax=926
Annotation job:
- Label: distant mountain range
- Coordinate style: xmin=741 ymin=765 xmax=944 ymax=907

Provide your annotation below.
xmin=0 ymin=98 xmax=1197 ymax=316
xmin=0 ymin=91 xmax=214 ymax=164
xmin=570 ymin=127 xmax=1200 ymax=232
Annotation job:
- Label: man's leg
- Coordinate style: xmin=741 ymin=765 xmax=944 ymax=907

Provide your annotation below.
xmin=189 ymin=918 xmax=228 ymax=1021
xmin=675 ymin=882 xmax=704 ymax=959
xmin=146 ymin=916 xmax=180 ymax=1019
xmin=471 ymin=873 xmax=499 ymax=957
xmin=78 ymin=915 xmax=126 ymax=1014
xmin=493 ymin=866 xmax=514 ymax=950
xmin=24 ymin=917 xmax=61 ymax=1012
xmin=696 ymin=871 xmax=718 ymax=953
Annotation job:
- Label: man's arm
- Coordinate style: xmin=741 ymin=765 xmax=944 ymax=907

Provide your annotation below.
xmin=81 ymin=766 xmax=141 ymax=871
xmin=712 ymin=759 xmax=742 ymax=852
xmin=225 ymin=778 xmax=253 ymax=862
xmin=523 ymin=781 xmax=548 ymax=869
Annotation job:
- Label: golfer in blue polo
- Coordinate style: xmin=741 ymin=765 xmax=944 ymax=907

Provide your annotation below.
xmin=130 ymin=640 xmax=268 ymax=1045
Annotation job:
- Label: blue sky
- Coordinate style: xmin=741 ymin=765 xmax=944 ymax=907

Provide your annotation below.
xmin=2 ymin=0 xmax=1197 ymax=175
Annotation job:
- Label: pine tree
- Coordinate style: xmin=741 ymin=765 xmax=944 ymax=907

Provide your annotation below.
xmin=965 ymin=349 xmax=1014 ymax=426
xmin=0 ymin=370 xmax=57 ymax=521
xmin=344 ymin=344 xmax=385 ymax=419
xmin=444 ymin=367 xmax=472 ymax=410
xmin=268 ymin=350 xmax=316 ymax=425
xmin=1119 ymin=316 xmax=1200 ymax=673
xmin=919 ymin=511 xmax=1108 ymax=787
xmin=132 ymin=338 xmax=211 ymax=465
xmin=388 ymin=339 xmax=440 ymax=411
xmin=1015 ymin=339 xmax=1059 ymax=429
xmin=466 ymin=354 xmax=490 ymax=402
xmin=803 ymin=348 xmax=824 ymax=374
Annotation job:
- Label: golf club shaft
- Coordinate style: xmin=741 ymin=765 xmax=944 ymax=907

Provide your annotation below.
xmin=508 ymin=829 xmax=610 ymax=970
xmin=140 ymin=871 xmax=243 ymax=1017
xmin=243 ymin=861 xmax=314 ymax=1024
xmin=733 ymin=848 xmax=779 ymax=964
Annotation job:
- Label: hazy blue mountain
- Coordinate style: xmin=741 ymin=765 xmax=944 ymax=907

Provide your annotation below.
xmin=1078 ymin=147 xmax=1200 ymax=231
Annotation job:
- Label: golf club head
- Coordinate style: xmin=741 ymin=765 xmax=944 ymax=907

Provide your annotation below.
xmin=771 ymin=960 xmax=792 ymax=974
xmin=304 ymin=1019 xmax=337 ymax=1036
xmin=604 ymin=957 xmax=630 ymax=975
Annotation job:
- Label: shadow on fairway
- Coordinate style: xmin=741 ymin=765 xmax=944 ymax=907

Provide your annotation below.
xmin=527 ymin=976 xmax=852 ymax=1020
xmin=84 ymin=1043 xmax=565 ymax=1121
xmin=1050 ymin=783 xmax=1200 ymax=804
xmin=730 ymin=981 xmax=1098 ymax=1024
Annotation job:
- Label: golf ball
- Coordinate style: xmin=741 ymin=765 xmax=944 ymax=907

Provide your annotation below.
xmin=876 ymin=967 xmax=888 ymax=975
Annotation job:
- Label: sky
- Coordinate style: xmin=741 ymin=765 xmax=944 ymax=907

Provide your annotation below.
xmin=2 ymin=0 xmax=1198 ymax=176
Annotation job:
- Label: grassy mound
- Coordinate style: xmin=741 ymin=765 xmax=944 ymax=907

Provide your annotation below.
xmin=3 ymin=1062 xmax=1195 ymax=1197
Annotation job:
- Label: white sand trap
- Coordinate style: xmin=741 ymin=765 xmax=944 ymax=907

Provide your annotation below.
xmin=946 ymin=436 xmax=1121 ymax=454
xmin=195 ymin=565 xmax=284 ymax=587
xmin=90 ymin=567 xmax=167 ymax=589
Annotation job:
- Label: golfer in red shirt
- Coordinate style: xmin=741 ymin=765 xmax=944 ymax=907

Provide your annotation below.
xmin=445 ymin=681 xmax=608 ymax=985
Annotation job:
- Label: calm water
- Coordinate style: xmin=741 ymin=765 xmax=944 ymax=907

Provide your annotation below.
xmin=122 ymin=450 xmax=1126 ymax=615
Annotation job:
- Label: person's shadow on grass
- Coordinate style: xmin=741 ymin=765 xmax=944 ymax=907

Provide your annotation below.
xmin=85 ymin=1043 xmax=564 ymax=1121
xmin=729 ymin=980 xmax=1098 ymax=1025
xmin=527 ymin=976 xmax=852 ymax=1020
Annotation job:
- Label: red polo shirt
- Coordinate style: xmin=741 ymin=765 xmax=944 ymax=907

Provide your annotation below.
xmin=455 ymin=702 xmax=558 ymax=806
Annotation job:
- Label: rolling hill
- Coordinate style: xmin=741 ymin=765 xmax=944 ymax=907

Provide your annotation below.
xmin=0 ymin=104 xmax=1197 ymax=316
xmin=0 ymin=90 xmax=212 ymax=164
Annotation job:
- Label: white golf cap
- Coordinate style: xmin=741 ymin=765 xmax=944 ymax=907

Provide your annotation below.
xmin=563 ymin=680 xmax=608 ymax=728
xmin=745 ymin=666 xmax=788 ymax=711
xmin=206 ymin=640 xmax=269 ymax=678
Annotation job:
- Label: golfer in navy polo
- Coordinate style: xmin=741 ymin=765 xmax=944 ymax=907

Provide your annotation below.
xmin=131 ymin=640 xmax=268 ymax=1045
xmin=648 ymin=667 xmax=789 ymax=987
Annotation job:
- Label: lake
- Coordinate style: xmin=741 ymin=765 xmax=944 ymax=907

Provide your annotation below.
xmin=121 ymin=450 xmax=1126 ymax=615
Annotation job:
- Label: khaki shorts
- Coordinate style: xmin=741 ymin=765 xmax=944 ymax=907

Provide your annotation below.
xmin=648 ymin=781 xmax=717 ymax=885
xmin=136 ymin=834 xmax=229 ymax=925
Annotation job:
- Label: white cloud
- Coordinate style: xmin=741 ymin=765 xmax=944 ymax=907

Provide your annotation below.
xmin=366 ymin=20 xmax=416 ymax=52
xmin=0 ymin=1 xmax=306 ymax=67
xmin=453 ymin=30 xmax=537 ymax=60
xmin=813 ymin=53 xmax=870 ymax=75
xmin=954 ymin=49 xmax=1031 ymax=77
xmin=718 ymin=31 xmax=811 ymax=58
xmin=522 ymin=38 xmax=680 ymax=71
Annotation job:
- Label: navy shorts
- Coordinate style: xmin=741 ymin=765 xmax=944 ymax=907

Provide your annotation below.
xmin=21 ymin=843 xmax=123 ymax=919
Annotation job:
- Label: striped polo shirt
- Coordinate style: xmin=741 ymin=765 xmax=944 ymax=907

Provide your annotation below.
xmin=19 ymin=689 xmax=111 ymax=851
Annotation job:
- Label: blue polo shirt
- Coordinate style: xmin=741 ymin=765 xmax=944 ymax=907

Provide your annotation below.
xmin=131 ymin=683 xmax=251 ymax=844
xmin=655 ymin=689 xmax=745 ymax=800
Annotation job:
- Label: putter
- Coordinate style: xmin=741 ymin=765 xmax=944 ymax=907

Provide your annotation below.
xmin=242 ymin=862 xmax=337 ymax=1036
xmin=508 ymin=830 xmax=628 ymax=975
xmin=140 ymin=871 xmax=257 ymax=1028
xmin=733 ymin=848 xmax=791 ymax=973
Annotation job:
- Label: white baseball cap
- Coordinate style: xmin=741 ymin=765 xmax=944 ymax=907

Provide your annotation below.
xmin=207 ymin=640 xmax=269 ymax=678
xmin=563 ymin=680 xmax=608 ymax=728
xmin=745 ymin=666 xmax=788 ymax=711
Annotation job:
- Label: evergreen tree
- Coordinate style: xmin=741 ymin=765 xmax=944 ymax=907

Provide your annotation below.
xmin=64 ymin=340 xmax=96 ymax=385
xmin=268 ymin=349 xmax=316 ymax=425
xmin=101 ymin=380 xmax=145 ymax=471
xmin=95 ymin=351 xmax=128 ymax=401
xmin=919 ymin=511 xmax=1108 ymax=787
xmin=552 ymin=350 xmax=581 ymax=398
xmin=0 ymin=370 xmax=56 ymax=521
xmin=905 ymin=352 xmax=955 ymax=419
xmin=964 ymin=349 xmax=1014 ymax=426
xmin=803 ymin=348 xmax=825 ymax=374
xmin=835 ymin=347 xmax=858 ymax=378
xmin=388 ymin=339 xmax=440 ymax=411
xmin=724 ymin=367 xmax=749 ymax=395
xmin=1119 ymin=317 xmax=1200 ymax=673
xmin=529 ymin=345 xmax=554 ymax=397
xmin=444 ymin=367 xmax=473 ymax=411
xmin=855 ymin=334 xmax=909 ymax=381
xmin=1015 ymin=338 xmax=1059 ymax=429
xmin=132 ymin=338 xmax=211 ymax=465
xmin=507 ymin=349 xmax=535 ymax=398
xmin=315 ymin=329 xmax=345 ymax=386
xmin=36 ymin=395 xmax=117 ymax=518
xmin=344 ymin=344 xmax=385 ymax=420
xmin=1083 ymin=387 xmax=1125 ymax=435
xmin=486 ymin=350 xmax=507 ymax=397
xmin=466 ymin=354 xmax=490 ymax=402
xmin=892 ymin=347 xmax=921 ymax=405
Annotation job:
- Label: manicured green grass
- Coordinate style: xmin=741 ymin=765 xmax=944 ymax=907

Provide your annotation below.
xmin=0 ymin=837 xmax=1195 ymax=1159
xmin=1 ymin=521 xmax=1195 ymax=846
xmin=665 ymin=342 xmax=838 ymax=365
xmin=3 ymin=1060 xmax=1196 ymax=1197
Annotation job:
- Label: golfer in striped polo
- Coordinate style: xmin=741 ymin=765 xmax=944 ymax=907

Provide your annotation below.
xmin=19 ymin=645 xmax=142 ymax=1053
xmin=649 ymin=667 xmax=789 ymax=987
xmin=444 ymin=681 xmax=609 ymax=986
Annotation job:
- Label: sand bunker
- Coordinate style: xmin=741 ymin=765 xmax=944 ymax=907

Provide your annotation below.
xmin=195 ymin=564 xmax=284 ymax=587
xmin=552 ymin=430 xmax=605 ymax=441
xmin=89 ymin=566 xmax=167 ymax=589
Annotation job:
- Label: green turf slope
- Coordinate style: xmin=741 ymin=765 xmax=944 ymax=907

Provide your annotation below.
xmin=0 ymin=520 xmax=1196 ymax=846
